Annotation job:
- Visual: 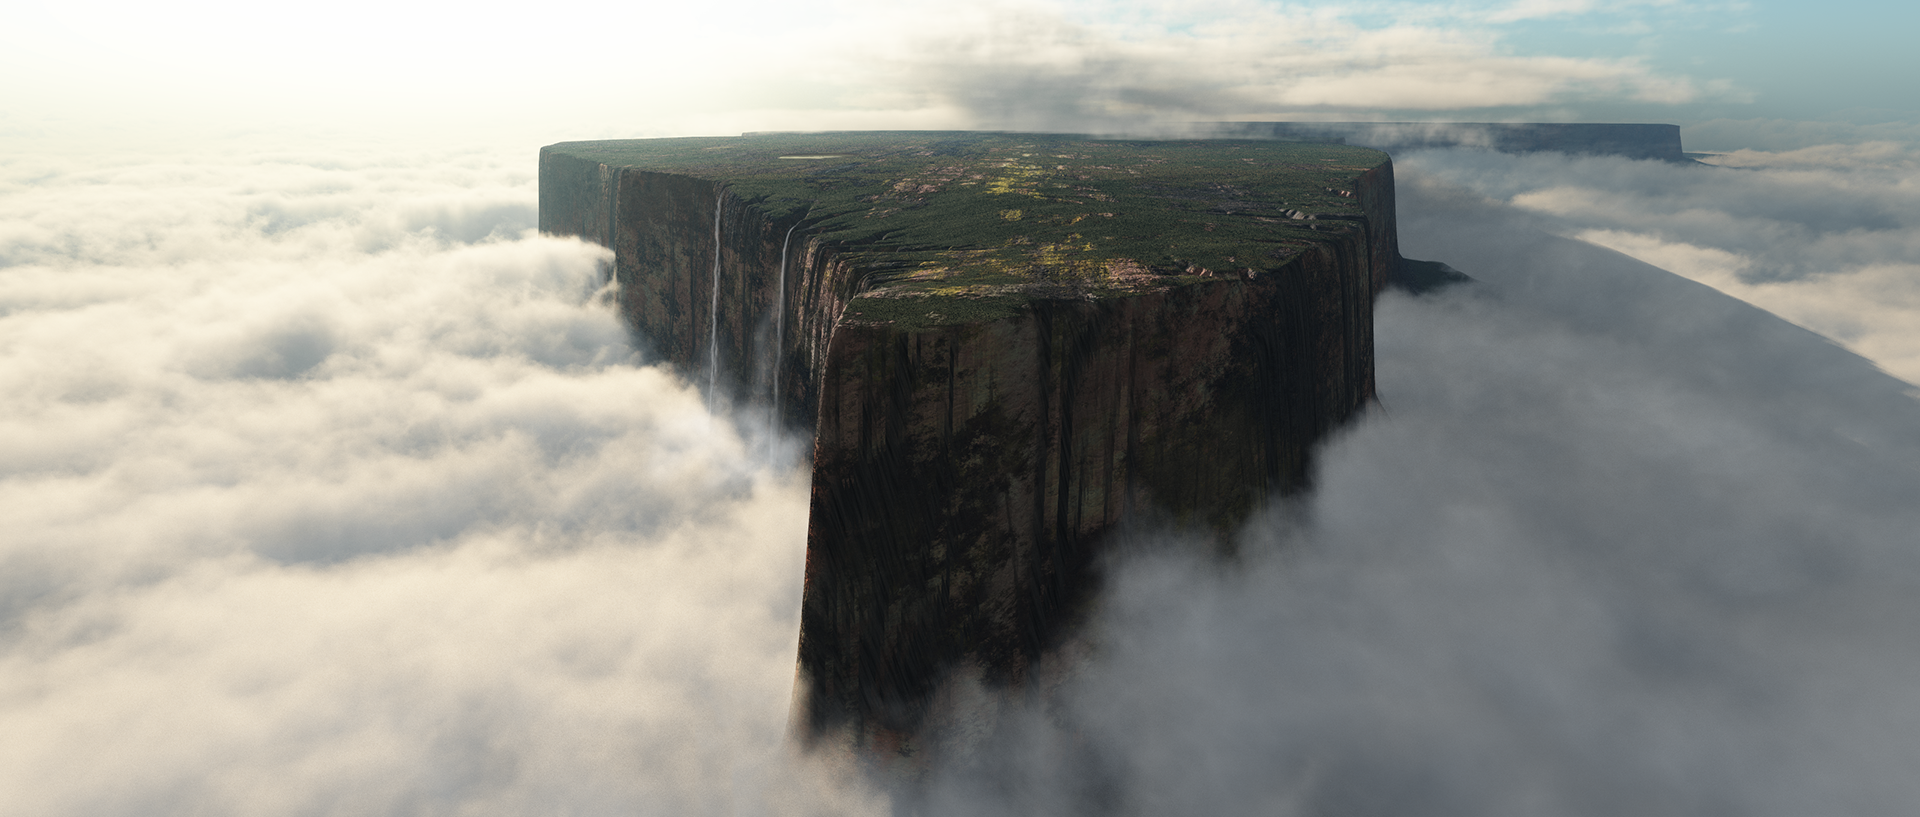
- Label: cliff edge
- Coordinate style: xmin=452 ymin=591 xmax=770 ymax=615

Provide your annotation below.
xmin=538 ymin=132 xmax=1396 ymax=754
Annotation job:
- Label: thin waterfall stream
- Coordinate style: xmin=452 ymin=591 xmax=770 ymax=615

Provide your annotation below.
xmin=768 ymin=215 xmax=805 ymax=440
xmin=706 ymin=190 xmax=723 ymax=413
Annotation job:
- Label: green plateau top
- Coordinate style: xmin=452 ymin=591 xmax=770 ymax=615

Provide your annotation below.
xmin=543 ymin=132 xmax=1388 ymax=329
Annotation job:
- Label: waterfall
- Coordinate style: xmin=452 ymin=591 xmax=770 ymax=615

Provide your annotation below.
xmin=768 ymin=217 xmax=803 ymax=440
xmin=707 ymin=190 xmax=723 ymax=413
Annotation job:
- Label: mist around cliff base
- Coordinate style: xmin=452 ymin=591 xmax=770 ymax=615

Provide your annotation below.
xmin=5 ymin=139 xmax=1920 ymax=815
xmin=904 ymin=164 xmax=1920 ymax=815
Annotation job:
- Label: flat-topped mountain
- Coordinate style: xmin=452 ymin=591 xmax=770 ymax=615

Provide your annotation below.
xmin=539 ymin=132 xmax=1396 ymax=755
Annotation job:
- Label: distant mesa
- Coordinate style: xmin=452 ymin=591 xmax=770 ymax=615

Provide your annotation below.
xmin=1212 ymin=121 xmax=1692 ymax=162
xmin=1394 ymin=258 xmax=1475 ymax=295
xmin=538 ymin=130 xmax=1405 ymax=758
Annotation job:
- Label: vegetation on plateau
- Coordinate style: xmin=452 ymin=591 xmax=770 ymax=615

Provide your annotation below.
xmin=546 ymin=132 xmax=1386 ymax=328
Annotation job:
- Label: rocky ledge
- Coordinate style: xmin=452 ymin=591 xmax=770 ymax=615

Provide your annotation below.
xmin=538 ymin=132 xmax=1396 ymax=755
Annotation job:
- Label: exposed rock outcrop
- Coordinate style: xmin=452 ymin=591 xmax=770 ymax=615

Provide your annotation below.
xmin=538 ymin=132 xmax=1396 ymax=756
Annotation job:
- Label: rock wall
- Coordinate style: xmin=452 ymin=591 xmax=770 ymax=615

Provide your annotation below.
xmin=537 ymin=150 xmax=617 ymax=248
xmin=539 ymin=155 xmax=847 ymax=430
xmin=538 ymin=137 xmax=1394 ymax=757
xmin=799 ymin=231 xmax=1378 ymax=749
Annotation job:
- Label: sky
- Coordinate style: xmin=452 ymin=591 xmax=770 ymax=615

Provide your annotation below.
xmin=6 ymin=0 xmax=1919 ymax=143
xmin=4 ymin=0 xmax=1920 ymax=814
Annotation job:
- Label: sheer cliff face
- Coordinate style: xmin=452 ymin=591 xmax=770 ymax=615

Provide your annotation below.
xmin=537 ymin=133 xmax=1394 ymax=754
xmin=801 ymin=242 xmax=1378 ymax=744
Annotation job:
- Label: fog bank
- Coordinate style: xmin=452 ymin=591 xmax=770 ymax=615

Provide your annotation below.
xmin=6 ymin=139 xmax=1919 ymax=815
xmin=0 ymin=145 xmax=882 ymax=816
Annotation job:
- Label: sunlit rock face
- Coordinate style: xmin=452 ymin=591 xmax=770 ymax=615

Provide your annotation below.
xmin=539 ymin=132 xmax=1394 ymax=755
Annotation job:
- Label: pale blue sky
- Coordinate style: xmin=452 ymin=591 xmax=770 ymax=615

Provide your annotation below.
xmin=1484 ymin=0 xmax=1918 ymax=122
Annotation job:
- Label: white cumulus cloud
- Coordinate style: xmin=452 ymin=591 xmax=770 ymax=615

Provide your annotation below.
xmin=0 ymin=141 xmax=882 ymax=816
xmin=8 ymin=127 xmax=1920 ymax=815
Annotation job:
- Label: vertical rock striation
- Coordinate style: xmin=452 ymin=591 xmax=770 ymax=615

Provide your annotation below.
xmin=538 ymin=132 xmax=1396 ymax=755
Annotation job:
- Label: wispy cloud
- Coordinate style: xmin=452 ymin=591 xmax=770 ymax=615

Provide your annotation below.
xmin=1395 ymin=143 xmax=1920 ymax=382
xmin=1483 ymin=0 xmax=1686 ymax=24
xmin=865 ymin=0 xmax=1723 ymax=131
xmin=3 ymin=0 xmax=1741 ymax=139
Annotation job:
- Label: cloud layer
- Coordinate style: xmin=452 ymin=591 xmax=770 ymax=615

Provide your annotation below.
xmin=1394 ymin=144 xmax=1920 ymax=382
xmin=7 ymin=133 xmax=1920 ymax=815
xmin=0 ymin=145 xmax=882 ymax=815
